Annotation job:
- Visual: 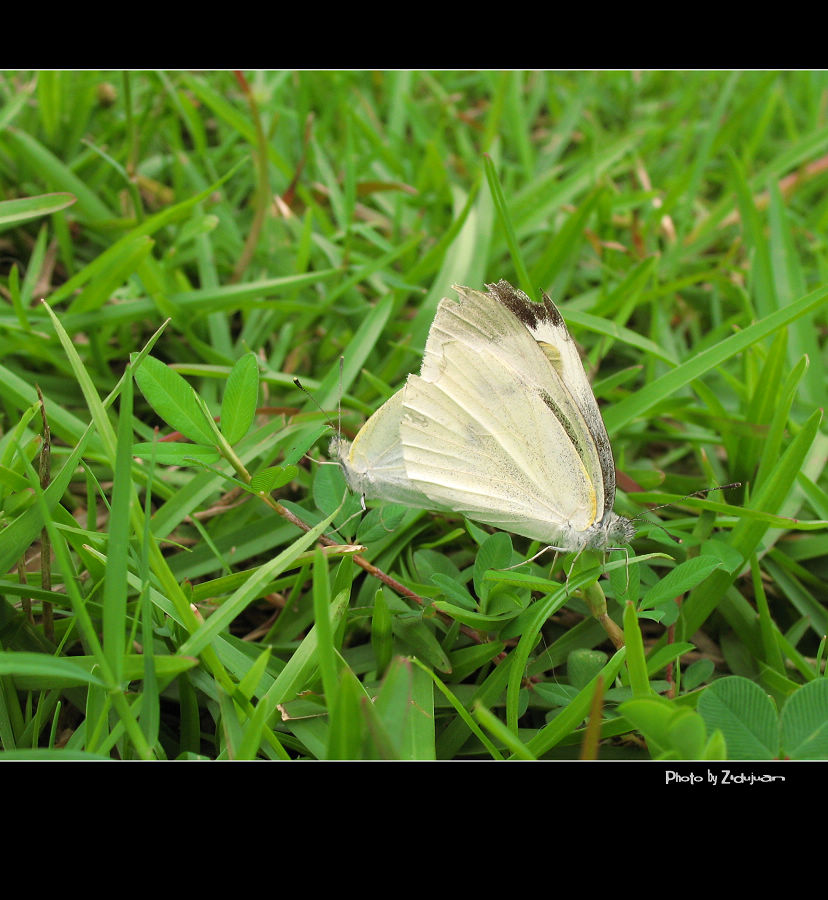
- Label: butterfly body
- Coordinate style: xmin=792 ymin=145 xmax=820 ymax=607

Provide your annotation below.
xmin=333 ymin=281 xmax=634 ymax=551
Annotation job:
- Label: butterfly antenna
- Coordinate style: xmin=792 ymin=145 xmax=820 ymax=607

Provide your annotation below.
xmin=635 ymin=520 xmax=682 ymax=544
xmin=639 ymin=482 xmax=742 ymax=517
xmin=292 ymin=377 xmax=336 ymax=432
xmin=291 ymin=377 xmax=341 ymax=466
xmin=338 ymin=356 xmax=344 ymax=443
xmin=632 ymin=482 xmax=742 ymax=542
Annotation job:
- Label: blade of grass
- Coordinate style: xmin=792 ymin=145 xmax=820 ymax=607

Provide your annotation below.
xmin=603 ymin=283 xmax=828 ymax=434
xmin=102 ymin=362 xmax=134 ymax=685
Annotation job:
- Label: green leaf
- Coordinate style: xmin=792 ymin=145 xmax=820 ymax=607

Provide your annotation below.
xmin=133 ymin=355 xmax=216 ymax=445
xmin=473 ymin=531 xmax=513 ymax=603
xmin=327 ymin=667 xmax=368 ymax=760
xmin=356 ymin=504 xmax=407 ymax=543
xmin=697 ymin=676 xmax=779 ymax=760
xmin=641 ymin=557 xmax=725 ymax=609
xmin=430 ymin=601 xmax=514 ymax=630
xmin=0 ymin=192 xmax=76 ymax=229
xmin=0 ymin=652 xmax=106 ymax=687
xmin=370 ymin=657 xmax=415 ymax=753
xmin=236 ymin=647 xmax=273 ymax=703
xmin=235 ymin=588 xmax=351 ymax=760
xmin=102 ymin=362 xmax=134 ymax=684
xmin=0 ymin=653 xmax=197 ymax=691
xmin=667 ymin=709 xmax=708 ymax=760
xmin=702 ymin=729 xmax=728 ymax=760
xmin=623 ymin=601 xmax=651 ymax=697
xmin=401 ymin=660 xmax=436 ymax=760
xmin=313 ymin=461 xmax=349 ymax=516
xmin=617 ymin=697 xmax=672 ymax=756
xmin=729 ymin=150 xmax=776 ymax=318
xmin=392 ymin=614 xmax=452 ymax=674
xmin=619 ymin=696 xmax=713 ymax=760
xmin=448 ymin=642 xmax=506 ymax=682
xmin=474 ymin=701 xmax=536 ymax=760
xmin=132 ymin=442 xmax=221 ymax=465
xmin=371 ymin=589 xmax=393 ymax=676
xmin=683 ymin=659 xmax=715 ymax=691
xmin=217 ymin=687 xmax=244 ymax=760
xmin=0 ymin=420 xmax=96 ymax=575
xmin=315 ymin=292 xmax=395 ymax=410
xmin=221 ymin=352 xmax=259 ymax=444
xmin=567 ymin=649 xmax=608 ymax=691
xmin=431 ymin=573 xmax=477 ymax=611
xmin=312 ymin=550 xmax=338 ymax=706
xmin=780 ymin=678 xmax=828 ymax=760
xmin=0 ymin=128 xmax=112 ymax=221
xmin=645 ymin=642 xmax=696 ymax=678
xmin=249 ymin=465 xmax=299 ymax=494
xmin=371 ymin=656 xmax=437 ymax=760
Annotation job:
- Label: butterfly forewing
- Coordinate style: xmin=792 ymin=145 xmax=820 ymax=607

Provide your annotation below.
xmin=423 ymin=283 xmax=609 ymax=519
xmin=400 ymin=339 xmax=599 ymax=540
xmin=486 ymin=280 xmax=618 ymax=512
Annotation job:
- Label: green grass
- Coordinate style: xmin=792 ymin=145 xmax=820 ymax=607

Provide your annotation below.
xmin=0 ymin=69 xmax=826 ymax=761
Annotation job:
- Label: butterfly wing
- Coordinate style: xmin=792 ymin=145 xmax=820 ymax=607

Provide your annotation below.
xmin=411 ymin=283 xmax=610 ymax=519
xmin=484 ymin=280 xmax=617 ymax=512
xmin=399 ymin=337 xmax=600 ymax=544
xmin=335 ymin=389 xmax=432 ymax=507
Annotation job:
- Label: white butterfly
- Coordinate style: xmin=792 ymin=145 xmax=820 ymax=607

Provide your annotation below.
xmin=332 ymin=280 xmax=634 ymax=552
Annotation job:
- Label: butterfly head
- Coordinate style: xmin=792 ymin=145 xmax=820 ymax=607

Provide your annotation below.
xmin=579 ymin=511 xmax=636 ymax=552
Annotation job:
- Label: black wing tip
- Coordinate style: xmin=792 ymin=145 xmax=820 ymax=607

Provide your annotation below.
xmin=484 ymin=279 xmax=564 ymax=330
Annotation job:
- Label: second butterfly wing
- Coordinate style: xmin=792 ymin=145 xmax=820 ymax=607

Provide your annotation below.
xmin=397 ymin=286 xmax=605 ymax=545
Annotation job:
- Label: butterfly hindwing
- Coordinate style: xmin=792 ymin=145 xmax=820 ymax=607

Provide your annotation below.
xmin=336 ymin=389 xmax=431 ymax=507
